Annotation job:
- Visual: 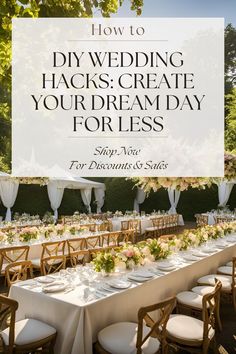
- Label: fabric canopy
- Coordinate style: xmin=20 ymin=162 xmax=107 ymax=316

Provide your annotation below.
xmin=133 ymin=188 xmax=146 ymax=212
xmin=0 ymin=172 xmax=19 ymax=221
xmin=168 ymin=187 xmax=181 ymax=214
xmin=217 ymin=180 xmax=235 ymax=207
xmin=47 ymin=177 xmax=105 ymax=219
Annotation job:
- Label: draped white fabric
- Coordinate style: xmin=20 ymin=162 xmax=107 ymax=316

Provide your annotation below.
xmin=133 ymin=188 xmax=146 ymax=212
xmin=94 ymin=188 xmax=105 ymax=213
xmin=81 ymin=189 xmax=92 ymax=213
xmin=47 ymin=182 xmax=64 ymax=220
xmin=0 ymin=179 xmax=19 ymax=221
xmin=218 ymin=181 xmax=234 ymax=207
xmin=168 ymin=187 xmax=181 ymax=214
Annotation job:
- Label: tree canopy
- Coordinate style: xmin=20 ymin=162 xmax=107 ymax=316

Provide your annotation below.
xmin=0 ymin=0 xmax=143 ymax=172
xmin=0 ymin=4 xmax=235 ymax=172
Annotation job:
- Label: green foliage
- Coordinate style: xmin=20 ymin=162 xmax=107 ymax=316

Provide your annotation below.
xmin=225 ymin=24 xmax=236 ymax=93
xmin=225 ymin=88 xmax=236 ymax=152
xmin=105 ymin=178 xmax=137 ymax=211
xmin=0 ymin=0 xmax=143 ymax=172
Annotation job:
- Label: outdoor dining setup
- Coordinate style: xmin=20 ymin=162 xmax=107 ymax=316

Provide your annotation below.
xmin=0 ymin=161 xmax=235 ymax=353
xmin=0 ymin=209 xmax=235 ymax=353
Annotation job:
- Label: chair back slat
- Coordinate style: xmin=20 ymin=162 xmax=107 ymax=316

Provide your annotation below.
xmin=41 ymin=240 xmax=66 ymax=259
xmin=69 ymin=250 xmax=89 ymax=267
xmin=120 ymin=229 xmax=135 ymax=244
xmin=151 ymin=217 xmax=164 ymax=228
xmin=5 ymin=261 xmax=33 ymax=287
xmin=0 ymin=246 xmax=29 ymax=273
xmin=67 ymin=238 xmax=88 ymax=266
xmin=136 ymin=297 xmax=176 ymax=354
xmin=195 ymin=214 xmax=208 ymax=227
xmin=41 ymin=255 xmax=66 ymax=275
xmin=85 ymin=236 xmax=100 ymax=249
xmin=202 ymin=280 xmax=222 ymax=342
xmin=121 ymin=220 xmax=129 ymax=231
xmin=0 ymin=295 xmax=18 ymax=354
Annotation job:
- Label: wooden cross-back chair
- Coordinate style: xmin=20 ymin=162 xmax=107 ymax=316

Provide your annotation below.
xmin=41 ymin=240 xmax=66 ymax=259
xmin=99 ymin=220 xmax=112 ymax=232
xmin=101 ymin=231 xmax=121 ymax=248
xmin=121 ymin=220 xmax=129 ymax=231
xmin=120 ymin=229 xmax=135 ymax=244
xmin=215 ymin=216 xmax=230 ymax=224
xmin=145 ymin=217 xmax=164 ymax=239
xmin=168 ymin=214 xmax=179 ymax=232
xmin=0 ymin=246 xmax=29 ymax=276
xmin=95 ymin=296 xmax=176 ymax=354
xmin=0 ymin=294 xmax=57 ymax=354
xmin=41 ymin=255 xmax=66 ymax=275
xmin=166 ymin=281 xmax=222 ymax=354
xmin=5 ymin=260 xmax=33 ymax=288
xmin=128 ymin=219 xmax=141 ymax=242
xmin=85 ymin=235 xmax=101 ymax=249
xmin=67 ymin=238 xmax=88 ymax=267
xmin=217 ymin=256 xmax=236 ymax=310
xmin=195 ymin=214 xmax=208 ymax=227
xmin=81 ymin=223 xmax=97 ymax=232
xmin=31 ymin=240 xmax=66 ymax=274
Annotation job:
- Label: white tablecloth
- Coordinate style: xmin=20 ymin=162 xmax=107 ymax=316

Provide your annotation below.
xmin=110 ymin=214 xmax=184 ymax=234
xmin=9 ymin=237 xmax=236 ymax=354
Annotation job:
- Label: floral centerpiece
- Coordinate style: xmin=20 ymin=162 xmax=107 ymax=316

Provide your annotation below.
xmin=42 ymin=212 xmax=55 ymax=225
xmin=55 ymin=224 xmax=65 ymax=236
xmin=92 ymin=251 xmax=116 ymax=274
xmin=117 ymin=244 xmax=144 ymax=269
xmin=41 ymin=225 xmax=55 ymax=239
xmin=19 ymin=227 xmax=39 ymax=243
xmin=142 ymin=238 xmax=171 ymax=260
xmin=114 ymin=210 xmax=123 ymax=217
xmin=67 ymin=224 xmax=80 ymax=236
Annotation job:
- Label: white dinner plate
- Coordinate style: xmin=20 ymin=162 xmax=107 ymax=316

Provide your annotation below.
xmin=191 ymin=251 xmax=207 ymax=258
xmin=214 ymin=243 xmax=227 ymax=249
xmin=101 ymin=284 xmax=117 ymax=293
xmin=131 ymin=271 xmax=154 ymax=278
xmin=225 ymin=238 xmax=236 ymax=243
xmin=156 ymin=261 xmax=175 ymax=269
xmin=200 ymin=248 xmax=216 ymax=254
xmin=108 ymin=280 xmax=131 ymax=289
xmin=157 ymin=265 xmax=176 ymax=272
xmin=36 ymin=276 xmax=55 ymax=284
xmin=42 ymin=282 xmax=67 ymax=293
xmin=127 ymin=275 xmax=151 ymax=282
xmin=182 ymin=255 xmax=199 ymax=262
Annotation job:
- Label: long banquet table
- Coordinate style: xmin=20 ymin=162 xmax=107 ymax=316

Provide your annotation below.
xmin=9 ymin=235 xmax=236 ymax=354
xmin=110 ymin=214 xmax=184 ymax=234
xmin=202 ymin=212 xmax=236 ymax=225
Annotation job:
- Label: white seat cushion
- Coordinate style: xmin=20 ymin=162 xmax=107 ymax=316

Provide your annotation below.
xmin=166 ymin=314 xmax=214 ymax=343
xmin=1 ymin=318 xmax=56 ymax=346
xmin=1 ymin=264 xmax=21 ymax=273
xmin=145 ymin=227 xmax=158 ymax=232
xmin=217 ymin=266 xmax=233 ymax=275
xmin=98 ymin=322 xmax=160 ymax=354
xmin=197 ymin=274 xmax=232 ymax=291
xmin=31 ymin=258 xmax=41 ymax=267
xmin=191 ymin=286 xmax=214 ymax=296
xmin=176 ymin=291 xmax=203 ymax=309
